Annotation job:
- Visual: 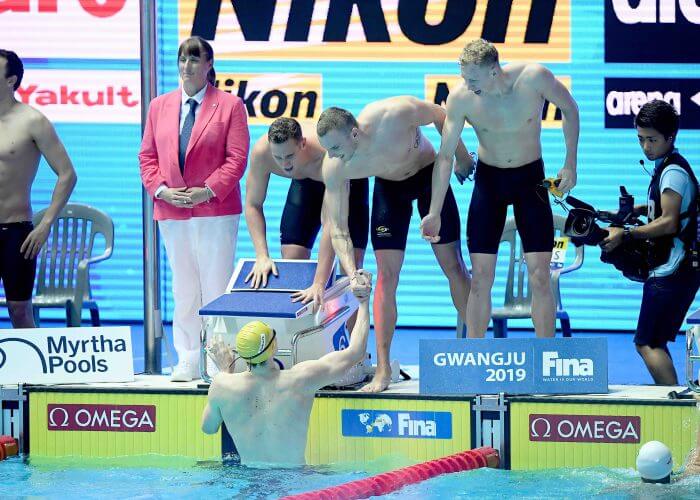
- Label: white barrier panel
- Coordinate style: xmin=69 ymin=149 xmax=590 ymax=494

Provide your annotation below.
xmin=0 ymin=327 xmax=134 ymax=384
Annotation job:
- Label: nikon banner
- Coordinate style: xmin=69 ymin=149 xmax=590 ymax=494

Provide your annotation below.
xmin=0 ymin=327 xmax=134 ymax=384
xmin=180 ymin=0 xmax=571 ymax=62
xmin=419 ymin=338 xmax=608 ymax=395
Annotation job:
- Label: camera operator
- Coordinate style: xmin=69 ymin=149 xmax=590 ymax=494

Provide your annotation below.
xmin=601 ymin=100 xmax=699 ymax=385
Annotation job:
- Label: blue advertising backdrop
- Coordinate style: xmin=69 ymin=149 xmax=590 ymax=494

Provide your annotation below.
xmin=7 ymin=1 xmax=700 ymax=329
xmin=419 ymin=337 xmax=608 ymax=395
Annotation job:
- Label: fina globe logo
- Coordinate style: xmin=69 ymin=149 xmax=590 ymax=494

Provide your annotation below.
xmin=542 ymin=351 xmax=594 ymax=380
xmin=341 ymin=410 xmax=452 ymax=439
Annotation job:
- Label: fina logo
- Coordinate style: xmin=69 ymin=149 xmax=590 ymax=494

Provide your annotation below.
xmin=342 ymin=410 xmax=451 ymax=439
xmin=542 ymin=351 xmax=594 ymax=378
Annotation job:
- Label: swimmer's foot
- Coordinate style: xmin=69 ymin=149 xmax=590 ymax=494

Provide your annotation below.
xmin=360 ymin=368 xmax=391 ymax=393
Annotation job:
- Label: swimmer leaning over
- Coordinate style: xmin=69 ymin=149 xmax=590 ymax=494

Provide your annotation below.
xmin=201 ymin=275 xmax=372 ymax=466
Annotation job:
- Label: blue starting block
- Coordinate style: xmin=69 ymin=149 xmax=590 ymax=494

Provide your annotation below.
xmin=199 ymin=259 xmax=362 ymax=384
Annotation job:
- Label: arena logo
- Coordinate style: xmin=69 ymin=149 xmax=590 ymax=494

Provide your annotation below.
xmin=425 ymin=75 xmax=569 ymax=129
xmin=341 ymin=409 xmax=452 ymax=439
xmin=611 ymin=0 xmax=700 ymax=24
xmin=605 ymin=0 xmax=700 ymax=62
xmin=529 ymin=414 xmax=640 ymax=443
xmin=216 ymin=73 xmax=321 ymax=125
xmin=183 ymin=0 xmax=570 ymax=62
xmin=604 ymin=78 xmax=700 ymax=129
xmin=606 ymin=90 xmax=682 ymax=117
xmin=0 ymin=0 xmax=126 ymax=17
xmin=47 ymin=404 xmax=156 ymax=432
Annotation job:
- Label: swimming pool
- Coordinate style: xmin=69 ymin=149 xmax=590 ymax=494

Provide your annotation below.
xmin=4 ymin=456 xmax=700 ymax=499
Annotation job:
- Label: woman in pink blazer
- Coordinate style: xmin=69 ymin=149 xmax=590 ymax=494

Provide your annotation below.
xmin=139 ymin=36 xmax=249 ymax=381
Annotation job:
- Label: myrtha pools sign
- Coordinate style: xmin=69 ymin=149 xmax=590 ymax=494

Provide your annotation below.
xmin=0 ymin=327 xmax=134 ymax=384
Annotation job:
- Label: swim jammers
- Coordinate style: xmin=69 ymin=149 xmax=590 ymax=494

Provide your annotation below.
xmin=371 ymin=162 xmax=461 ymax=250
xmin=467 ymin=158 xmax=554 ymax=254
xmin=280 ymin=177 xmax=369 ymax=250
xmin=0 ymin=222 xmax=37 ymax=301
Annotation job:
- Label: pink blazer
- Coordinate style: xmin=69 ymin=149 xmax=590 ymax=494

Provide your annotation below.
xmin=138 ymin=84 xmax=250 ymax=221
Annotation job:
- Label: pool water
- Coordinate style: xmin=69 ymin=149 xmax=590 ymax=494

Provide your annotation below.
xmin=3 ymin=456 xmax=700 ymax=499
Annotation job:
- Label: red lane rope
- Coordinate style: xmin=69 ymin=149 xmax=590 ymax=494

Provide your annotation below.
xmin=282 ymin=447 xmax=499 ymax=500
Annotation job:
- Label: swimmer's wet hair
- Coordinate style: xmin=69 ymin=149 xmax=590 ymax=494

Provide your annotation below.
xmin=459 ymin=39 xmax=499 ymax=67
xmin=0 ymin=49 xmax=23 ymax=91
xmin=635 ymin=99 xmax=680 ymax=141
xmin=317 ymin=107 xmax=358 ymax=137
xmin=268 ymin=117 xmax=303 ymax=144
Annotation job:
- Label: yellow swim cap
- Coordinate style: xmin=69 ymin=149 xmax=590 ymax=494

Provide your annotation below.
xmin=235 ymin=321 xmax=277 ymax=365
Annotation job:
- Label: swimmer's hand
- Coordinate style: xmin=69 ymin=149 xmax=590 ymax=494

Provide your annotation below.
xmin=350 ymin=269 xmax=372 ymax=301
xmin=291 ymin=282 xmax=325 ymax=306
xmin=454 ymin=154 xmax=475 ymax=185
xmin=245 ymin=255 xmax=278 ymax=288
xmin=419 ymin=212 xmax=441 ymax=243
xmin=20 ymin=222 xmax=51 ymax=259
xmin=556 ymin=165 xmax=577 ymax=193
xmin=206 ymin=335 xmax=235 ymax=373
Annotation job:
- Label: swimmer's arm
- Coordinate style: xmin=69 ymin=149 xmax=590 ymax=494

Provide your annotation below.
xmin=321 ymin=157 xmax=356 ymax=276
xmin=293 ymin=300 xmax=370 ymax=389
xmin=313 ymin=222 xmax=336 ymax=289
xmin=245 ymin=144 xmax=274 ymax=259
xmin=411 ymin=98 xmax=471 ymax=166
xmin=30 ymin=113 xmax=77 ymax=228
xmin=201 ymin=385 xmax=224 ymax=434
xmin=534 ymin=65 xmax=579 ymax=171
xmin=429 ymin=93 xmax=466 ymax=215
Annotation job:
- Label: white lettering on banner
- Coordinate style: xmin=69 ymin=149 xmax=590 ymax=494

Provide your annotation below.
xmin=542 ymin=351 xmax=594 ymax=377
xmin=0 ymin=327 xmax=134 ymax=384
xmin=433 ymin=351 xmax=526 ymax=367
xmin=606 ymin=90 xmax=682 ymax=116
xmin=398 ymin=413 xmax=436 ymax=437
xmin=613 ymin=0 xmax=700 ymax=24
xmin=2 ymin=0 xmax=139 ymax=59
xmin=15 ymin=70 xmax=141 ymax=124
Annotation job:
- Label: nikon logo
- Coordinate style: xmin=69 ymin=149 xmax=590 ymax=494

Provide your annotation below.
xmin=215 ymin=73 xmax=322 ymax=125
xmin=425 ymin=75 xmax=570 ymax=128
xmin=183 ymin=1 xmax=571 ymax=62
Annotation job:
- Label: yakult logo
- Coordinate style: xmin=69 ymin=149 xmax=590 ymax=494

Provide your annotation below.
xmin=542 ymin=351 xmax=593 ymax=378
xmin=47 ymin=404 xmax=156 ymax=432
xmin=529 ymin=414 xmax=640 ymax=443
xmin=16 ymin=70 xmax=141 ymax=124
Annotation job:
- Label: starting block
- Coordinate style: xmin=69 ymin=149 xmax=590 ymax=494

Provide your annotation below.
xmin=686 ymin=309 xmax=700 ymax=393
xmin=198 ymin=259 xmax=367 ymax=386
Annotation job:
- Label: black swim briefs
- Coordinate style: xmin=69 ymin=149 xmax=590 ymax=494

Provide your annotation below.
xmin=280 ymin=177 xmax=369 ymax=250
xmin=0 ymin=221 xmax=37 ymax=301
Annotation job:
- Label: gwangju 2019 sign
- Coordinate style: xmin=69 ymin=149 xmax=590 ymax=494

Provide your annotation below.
xmin=0 ymin=327 xmax=134 ymax=384
xmin=419 ymin=338 xmax=608 ymax=395
xmin=180 ymin=0 xmax=571 ymax=62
